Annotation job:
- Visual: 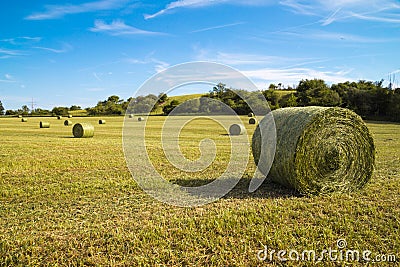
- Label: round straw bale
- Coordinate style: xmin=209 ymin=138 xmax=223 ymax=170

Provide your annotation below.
xmin=64 ymin=120 xmax=72 ymax=126
xmin=21 ymin=118 xmax=28 ymax=122
xmin=248 ymin=112 xmax=254 ymax=117
xmin=129 ymin=114 xmax=134 ymax=118
xmin=98 ymin=119 xmax=106 ymax=124
xmin=18 ymin=115 xmax=22 ymax=118
xmin=73 ymin=123 xmax=94 ymax=138
xmin=57 ymin=116 xmax=62 ymax=120
xmin=68 ymin=114 xmax=73 ymax=118
xmin=229 ymin=123 xmax=246 ymax=136
xmin=252 ymin=106 xmax=375 ymax=195
xmin=137 ymin=117 xmax=144 ymax=121
xmin=249 ymin=117 xmax=257 ymax=125
xmin=40 ymin=121 xmax=50 ymax=128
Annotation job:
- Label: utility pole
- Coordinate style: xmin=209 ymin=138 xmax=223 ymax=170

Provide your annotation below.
xmin=31 ymin=98 xmax=36 ymax=113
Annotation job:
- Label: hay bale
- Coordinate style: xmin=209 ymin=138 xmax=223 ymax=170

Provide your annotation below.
xmin=98 ymin=119 xmax=106 ymax=124
xmin=248 ymin=112 xmax=254 ymax=117
xmin=21 ymin=118 xmax=28 ymax=122
xmin=249 ymin=117 xmax=257 ymax=125
xmin=229 ymin=124 xmax=246 ymax=135
xmin=64 ymin=120 xmax=72 ymax=126
xmin=68 ymin=114 xmax=73 ymax=118
xmin=57 ymin=116 xmax=62 ymax=120
xmin=252 ymin=107 xmax=375 ymax=195
xmin=137 ymin=117 xmax=144 ymax=121
xmin=129 ymin=114 xmax=134 ymax=118
xmin=39 ymin=121 xmax=50 ymax=128
xmin=18 ymin=115 xmax=22 ymax=118
xmin=72 ymin=123 xmax=94 ymax=138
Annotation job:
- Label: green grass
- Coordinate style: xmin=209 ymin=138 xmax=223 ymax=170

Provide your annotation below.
xmin=0 ymin=116 xmax=399 ymax=266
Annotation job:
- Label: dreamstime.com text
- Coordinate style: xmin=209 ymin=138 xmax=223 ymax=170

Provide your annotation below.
xmin=257 ymin=239 xmax=397 ymax=263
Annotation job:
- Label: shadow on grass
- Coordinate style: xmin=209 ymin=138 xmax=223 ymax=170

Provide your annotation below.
xmin=170 ymin=177 xmax=301 ymax=200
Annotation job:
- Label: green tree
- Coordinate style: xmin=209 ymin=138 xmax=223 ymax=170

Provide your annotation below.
xmin=70 ymin=105 xmax=81 ymax=111
xmin=21 ymin=105 xmax=30 ymax=115
xmin=158 ymin=93 xmax=168 ymax=104
xmin=163 ymin=100 xmax=180 ymax=115
xmin=0 ymin=100 xmax=4 ymax=115
xmin=5 ymin=110 xmax=17 ymax=115
xmin=52 ymin=106 xmax=69 ymax=116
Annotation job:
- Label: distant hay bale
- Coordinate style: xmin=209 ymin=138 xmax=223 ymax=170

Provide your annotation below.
xmin=248 ymin=112 xmax=254 ymax=117
xmin=229 ymin=124 xmax=246 ymax=136
xmin=249 ymin=117 xmax=257 ymax=125
xmin=138 ymin=117 xmax=144 ymax=121
xmin=64 ymin=120 xmax=72 ymax=126
xmin=252 ymin=106 xmax=375 ymax=196
xmin=21 ymin=118 xmax=28 ymax=122
xmin=18 ymin=115 xmax=22 ymax=118
xmin=129 ymin=114 xmax=134 ymax=118
xmin=98 ymin=119 xmax=106 ymax=124
xmin=68 ymin=114 xmax=73 ymax=118
xmin=39 ymin=121 xmax=50 ymax=128
xmin=57 ymin=116 xmax=62 ymax=120
xmin=72 ymin=123 xmax=94 ymax=138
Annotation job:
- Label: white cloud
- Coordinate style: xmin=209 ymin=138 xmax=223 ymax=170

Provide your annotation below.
xmin=0 ymin=48 xmax=25 ymax=58
xmin=191 ymin=22 xmax=245 ymax=33
xmin=145 ymin=0 xmax=274 ymax=19
xmin=242 ymin=67 xmax=354 ymax=88
xmin=33 ymin=43 xmax=73 ymax=53
xmin=277 ymin=30 xmax=395 ymax=43
xmin=89 ymin=20 xmax=164 ymax=35
xmin=1 ymin=36 xmax=42 ymax=45
xmin=0 ymin=73 xmax=16 ymax=83
xmin=25 ymin=0 xmax=128 ymax=20
xmin=123 ymin=55 xmax=170 ymax=73
xmin=280 ymin=0 xmax=400 ymax=25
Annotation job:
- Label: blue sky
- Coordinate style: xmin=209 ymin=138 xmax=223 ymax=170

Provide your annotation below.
xmin=1 ymin=0 xmax=399 ymax=110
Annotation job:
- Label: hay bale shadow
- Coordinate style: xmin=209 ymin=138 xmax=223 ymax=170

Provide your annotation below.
xmin=170 ymin=177 xmax=300 ymax=200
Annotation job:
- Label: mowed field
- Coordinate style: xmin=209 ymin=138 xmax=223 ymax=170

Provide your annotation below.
xmin=0 ymin=116 xmax=399 ymax=266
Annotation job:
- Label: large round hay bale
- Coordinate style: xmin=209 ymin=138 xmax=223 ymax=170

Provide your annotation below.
xmin=249 ymin=117 xmax=257 ymax=125
xmin=137 ymin=117 xmax=144 ymax=121
xmin=57 ymin=116 xmax=62 ymax=120
xmin=68 ymin=114 xmax=73 ymax=118
xmin=129 ymin=114 xmax=134 ymax=118
xmin=248 ymin=112 xmax=254 ymax=117
xmin=64 ymin=120 xmax=72 ymax=126
xmin=98 ymin=119 xmax=106 ymax=124
xmin=72 ymin=123 xmax=94 ymax=138
xmin=21 ymin=118 xmax=28 ymax=122
xmin=18 ymin=115 xmax=22 ymax=118
xmin=40 ymin=121 xmax=50 ymax=128
xmin=229 ymin=124 xmax=246 ymax=136
xmin=252 ymin=107 xmax=375 ymax=195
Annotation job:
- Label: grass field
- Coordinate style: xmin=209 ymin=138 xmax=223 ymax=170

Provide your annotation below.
xmin=0 ymin=116 xmax=399 ymax=266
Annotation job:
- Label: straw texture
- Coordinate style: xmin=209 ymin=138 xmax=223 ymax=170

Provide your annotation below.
xmin=252 ymin=107 xmax=375 ymax=195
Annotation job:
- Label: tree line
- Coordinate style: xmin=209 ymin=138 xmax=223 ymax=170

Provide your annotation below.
xmin=1 ymin=79 xmax=399 ymax=122
xmin=205 ymin=79 xmax=400 ymax=122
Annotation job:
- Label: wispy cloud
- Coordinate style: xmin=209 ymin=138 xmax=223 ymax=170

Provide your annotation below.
xmin=193 ymin=48 xmax=319 ymax=67
xmin=1 ymin=36 xmax=42 ymax=45
xmin=191 ymin=22 xmax=245 ymax=33
xmin=89 ymin=19 xmax=164 ymax=35
xmin=145 ymin=0 xmax=274 ymax=19
xmin=0 ymin=73 xmax=16 ymax=83
xmin=281 ymin=0 xmax=400 ymax=25
xmin=242 ymin=67 xmax=354 ymax=87
xmin=25 ymin=0 xmax=128 ymax=20
xmin=348 ymin=12 xmax=400 ymax=23
xmin=123 ymin=55 xmax=170 ymax=73
xmin=33 ymin=43 xmax=73 ymax=53
xmin=277 ymin=30 xmax=395 ymax=43
xmin=0 ymin=48 xmax=25 ymax=59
